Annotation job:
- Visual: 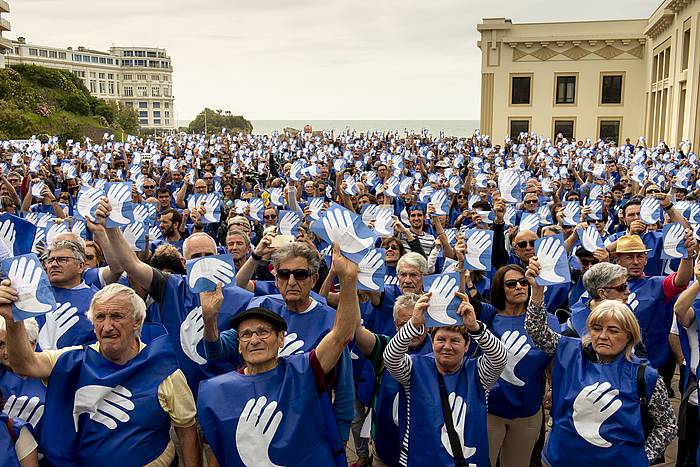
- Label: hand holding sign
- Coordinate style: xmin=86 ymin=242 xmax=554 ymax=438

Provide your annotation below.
xmin=424 ymin=273 xmax=461 ymax=327
xmin=2 ymin=254 xmax=56 ymax=320
xmin=186 ymin=254 xmax=236 ymax=293
xmin=534 ymin=234 xmax=570 ymax=285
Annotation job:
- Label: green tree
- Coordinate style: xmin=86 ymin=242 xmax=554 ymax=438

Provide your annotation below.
xmin=187 ymin=107 xmax=253 ymax=133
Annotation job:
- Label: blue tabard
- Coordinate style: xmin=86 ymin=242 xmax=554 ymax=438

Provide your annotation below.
xmin=352 ymin=300 xmax=378 ymax=406
xmin=569 ymin=277 xmax=586 ymax=305
xmin=157 ymin=273 xmax=253 ymax=392
xmin=487 ymin=313 xmax=557 ymax=419
xmin=41 ymin=335 xmax=179 ymax=466
xmin=544 ymin=336 xmax=656 ymax=466
xmin=374 ymin=285 xmax=401 ymax=337
xmin=198 ymin=354 xmax=334 ymax=466
xmin=400 ymin=355 xmax=489 ymax=466
xmin=567 ymin=297 xmax=592 ymax=337
xmin=543 ymin=282 xmax=569 ymax=317
xmin=373 ymin=337 xmax=431 ymax=467
xmin=35 ymin=284 xmax=98 ymax=350
xmin=628 ymin=276 xmax=673 ymax=368
xmin=0 ymin=412 xmax=22 ymax=467
xmin=0 ymin=366 xmax=46 ymax=443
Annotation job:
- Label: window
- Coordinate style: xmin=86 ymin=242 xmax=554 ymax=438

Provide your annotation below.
xmin=553 ymin=119 xmax=575 ymax=139
xmin=89 ymin=72 xmax=96 ymax=78
xmin=153 ymin=119 xmax=161 ymax=125
xmin=139 ymin=111 xmax=148 ymax=118
xmin=73 ymin=70 xmax=85 ymax=78
xmin=165 ymin=119 xmax=170 ymax=125
xmin=123 ymin=74 xmax=133 ymax=80
xmin=108 ymin=82 xmax=115 ymax=94
xmin=124 ymin=101 xmax=133 ymax=107
xmin=123 ymin=50 xmax=134 ymax=57
xmin=123 ymin=86 xmax=133 ymax=97
xmin=149 ymin=60 xmax=159 ymax=68
xmin=59 ymin=52 xmax=66 ymax=59
xmin=122 ymin=60 xmax=133 ymax=67
xmin=49 ymin=50 xmax=57 ymax=58
xmin=99 ymin=57 xmax=106 ymax=64
xmin=599 ymin=119 xmax=621 ymax=144
xmin=139 ymin=119 xmax=149 ymax=125
xmin=107 ymin=73 xmax=114 ymax=80
xmin=137 ymin=74 xmax=147 ymax=81
xmin=510 ymin=76 xmax=531 ymax=105
xmin=135 ymin=50 xmax=145 ymax=57
xmin=89 ymin=81 xmax=97 ymax=93
xmin=601 ymin=74 xmax=623 ymax=104
xmin=137 ymin=85 xmax=148 ymax=97
xmin=151 ymin=75 xmax=160 ymax=81
xmin=164 ymin=87 xmax=171 ymax=97
xmin=161 ymin=61 xmax=170 ymax=68
xmin=107 ymin=58 xmax=113 ymax=65
xmin=39 ymin=49 xmax=48 ymax=57
xmin=135 ymin=59 xmax=146 ymax=67
xmin=153 ymin=111 xmax=161 ymax=117
xmin=165 ymin=111 xmax=170 ymax=118
xmin=164 ymin=103 xmax=170 ymax=109
xmin=98 ymin=73 xmax=105 ymax=79
xmin=147 ymin=51 xmax=156 ymax=57
xmin=91 ymin=56 xmax=99 ymax=64
xmin=555 ymin=76 xmax=576 ymax=104
xmin=152 ymin=86 xmax=160 ymax=97
xmin=153 ymin=102 xmax=161 ymax=108
xmin=138 ymin=101 xmax=148 ymax=108
xmin=29 ymin=48 xmax=38 ymax=56
xmin=99 ymin=82 xmax=106 ymax=94
xmin=509 ymin=119 xmax=530 ymax=139
xmin=163 ymin=75 xmax=169 ymax=82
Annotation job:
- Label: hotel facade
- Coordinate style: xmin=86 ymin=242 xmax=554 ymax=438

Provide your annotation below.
xmin=477 ymin=0 xmax=700 ymax=147
xmin=3 ymin=37 xmax=175 ymax=130
xmin=0 ymin=0 xmax=10 ymax=68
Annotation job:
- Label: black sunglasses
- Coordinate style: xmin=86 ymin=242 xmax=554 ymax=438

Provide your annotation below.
xmin=276 ymin=269 xmax=311 ymax=280
xmin=602 ymin=282 xmax=628 ymax=293
xmin=515 ymin=240 xmax=536 ymax=249
xmin=264 ymin=214 xmax=278 ymax=220
xmin=504 ymin=278 xmax=529 ymax=289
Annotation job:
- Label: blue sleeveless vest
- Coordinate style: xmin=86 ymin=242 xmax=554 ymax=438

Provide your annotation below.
xmin=373 ymin=337 xmax=431 ymax=467
xmin=198 ymin=354 xmax=334 ymax=466
xmin=373 ymin=285 xmax=401 ymax=337
xmin=0 ymin=412 xmax=22 ymax=467
xmin=628 ymin=276 xmax=672 ymax=368
xmin=487 ymin=313 xmax=556 ymax=419
xmin=543 ymin=282 xmax=569 ymax=317
xmin=0 ymin=367 xmax=46 ymax=444
xmin=544 ymin=336 xmax=656 ymax=466
xmin=35 ymin=285 xmax=98 ymax=349
xmin=567 ymin=298 xmax=592 ymax=337
xmin=569 ymin=277 xmax=586 ymax=305
xmin=42 ymin=335 xmax=179 ymax=466
xmin=352 ymin=300 xmax=378 ymax=406
xmin=400 ymin=355 xmax=489 ymax=466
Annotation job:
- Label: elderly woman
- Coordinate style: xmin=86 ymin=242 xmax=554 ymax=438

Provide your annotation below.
xmin=480 ymin=265 xmax=559 ymax=467
xmin=565 ymin=262 xmax=629 ymax=338
xmin=524 ymin=257 xmax=676 ymax=466
xmin=383 ymin=291 xmax=508 ymax=466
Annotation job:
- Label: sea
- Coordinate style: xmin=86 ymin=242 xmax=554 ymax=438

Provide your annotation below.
xmin=249 ymin=120 xmax=480 ymax=138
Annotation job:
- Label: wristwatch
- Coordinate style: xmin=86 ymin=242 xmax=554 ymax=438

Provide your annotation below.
xmin=251 ymin=252 xmax=263 ymax=261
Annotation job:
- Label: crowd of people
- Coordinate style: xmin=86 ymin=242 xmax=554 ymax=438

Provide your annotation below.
xmin=0 ymin=128 xmax=698 ymax=466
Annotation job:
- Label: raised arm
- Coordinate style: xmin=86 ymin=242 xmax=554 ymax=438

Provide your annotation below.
xmin=174 ymin=175 xmax=190 ymax=209
xmin=523 ymin=256 xmax=560 ymax=355
xmin=383 ymin=293 xmax=431 ymax=386
xmin=235 ymin=230 xmax=277 ymax=292
xmin=674 ymin=262 xmax=700 ymax=328
xmin=316 ymin=245 xmax=360 ymax=374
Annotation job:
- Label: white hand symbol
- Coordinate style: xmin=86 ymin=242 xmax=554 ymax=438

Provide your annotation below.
xmin=504 ymin=205 xmax=516 ymax=226
xmin=4 ymin=395 xmax=44 ymax=428
xmin=663 ymin=223 xmax=685 ymax=258
xmin=499 ymin=170 xmax=520 ymax=202
xmin=77 ymin=187 xmax=103 ymax=221
xmin=270 ymin=188 xmax=284 ymax=207
xmin=73 ymin=384 xmax=134 ymax=431
xmin=562 ymin=203 xmax=579 ymax=225
xmin=107 ymin=183 xmax=132 ymax=225
xmin=640 ymin=198 xmax=659 ymax=224
xmin=308 ymin=198 xmax=324 ymax=221
xmin=499 ymin=330 xmax=531 ymax=387
xmin=0 ymin=218 xmax=16 ymax=260
xmin=358 ymin=249 xmax=384 ymax=291
xmin=278 ymin=333 xmax=305 ymax=357
xmin=374 ymin=208 xmax=394 ymax=237
xmin=439 ymin=392 xmax=477 ymax=460
xmin=321 ymin=208 xmax=374 ymax=253
xmin=465 ymin=231 xmax=491 ymax=270
xmin=519 ymin=214 xmax=539 ymax=233
xmin=279 ymin=212 xmax=300 ymax=236
xmin=133 ymin=204 xmax=149 ymax=223
xmin=536 ymin=237 xmax=566 ymax=283
xmin=431 ymin=191 xmax=448 ymax=215
xmin=626 ymin=292 xmax=639 ymax=311
xmin=31 ymin=229 xmax=45 ymax=255
xmin=122 ymin=223 xmax=145 ymax=251
xmin=25 ymin=212 xmax=38 ymax=226
xmin=46 ymin=222 xmax=68 ymax=245
xmin=180 ymin=306 xmax=206 ymax=364
xmin=38 ymin=302 xmax=80 ymax=350
xmin=249 ymin=198 xmax=265 ymax=221
xmin=235 ymin=396 xmax=284 ymax=467
xmin=71 ymin=221 xmax=86 ymax=239
xmin=148 ymin=225 xmax=163 ymax=241
xmin=399 ymin=177 xmax=413 ymax=194
xmin=581 ymin=225 xmax=603 ymax=252
xmin=386 ymin=177 xmax=399 ymax=197
xmin=188 ymin=257 xmax=235 ymax=289
xmin=427 ymin=275 xmax=459 ymax=325
xmin=203 ymin=194 xmax=220 ymax=223
xmin=572 ymin=381 xmax=622 ymax=448
xmin=7 ymin=256 xmax=52 ymax=314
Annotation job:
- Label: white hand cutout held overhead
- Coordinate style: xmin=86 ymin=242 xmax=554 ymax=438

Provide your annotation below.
xmin=180 ymin=306 xmax=206 ymax=364
xmin=0 ymin=218 xmax=16 ymax=259
xmin=322 ymin=208 xmax=374 ymax=254
xmin=133 ymin=204 xmax=149 ymax=223
xmin=203 ymin=194 xmax=220 ymax=223
xmin=581 ymin=225 xmax=602 ymax=252
xmin=107 ymin=183 xmax=131 ymax=224
xmin=73 ymin=384 xmax=134 ymax=431
xmin=279 ymin=212 xmax=300 ymax=236
xmin=439 ymin=392 xmax=477 ymax=460
xmin=572 ymin=381 xmax=622 ymax=448
xmin=519 ymin=214 xmax=539 ymax=233
xmin=278 ymin=333 xmax=305 ymax=357
xmin=499 ymin=330 xmax=531 ymax=387
xmin=123 ymin=223 xmax=145 ymax=250
xmin=235 ymin=396 xmax=284 ymax=467
xmin=188 ymin=257 xmax=235 ymax=289
xmin=8 ymin=256 xmax=52 ymax=314
xmin=536 ymin=237 xmax=566 ymax=283
xmin=358 ymin=250 xmax=383 ymax=291
xmin=663 ymin=223 xmax=685 ymax=258
xmin=427 ymin=275 xmax=459 ymax=325
xmin=465 ymin=231 xmax=490 ymax=270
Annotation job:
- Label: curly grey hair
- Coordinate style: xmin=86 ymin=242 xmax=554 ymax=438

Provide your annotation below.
xmin=583 ymin=262 xmax=628 ymax=299
xmin=393 ymin=293 xmax=420 ymax=322
xmin=88 ymin=283 xmax=147 ymax=336
xmin=272 ymin=241 xmax=322 ymax=275
xmin=397 ymin=252 xmax=428 ymax=275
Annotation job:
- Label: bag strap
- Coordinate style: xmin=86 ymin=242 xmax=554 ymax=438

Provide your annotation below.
xmin=637 ymin=362 xmax=648 ymax=405
xmin=436 ymin=369 xmax=467 ymax=466
xmin=678 ymin=373 xmax=697 ymax=440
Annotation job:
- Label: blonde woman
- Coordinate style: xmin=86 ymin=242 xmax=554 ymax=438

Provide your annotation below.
xmin=524 ymin=256 xmax=676 ymax=466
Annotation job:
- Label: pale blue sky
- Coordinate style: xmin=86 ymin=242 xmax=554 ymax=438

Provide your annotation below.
xmin=7 ymin=0 xmax=657 ymax=121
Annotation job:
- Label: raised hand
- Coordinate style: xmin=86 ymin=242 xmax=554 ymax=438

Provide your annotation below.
xmin=148 ymin=225 xmax=163 ymax=241
xmin=132 ymin=204 xmax=149 ymax=224
xmin=320 ymin=208 xmax=374 ymax=254
xmin=0 ymin=218 xmax=16 ymax=260
xmin=640 ymin=197 xmax=660 ymax=225
xmin=662 ymin=223 xmax=686 ymax=259
xmin=3 ymin=395 xmax=44 ymax=428
xmin=431 ymin=190 xmax=448 ymax=215
xmin=572 ymin=381 xmax=622 ymax=448
xmin=71 ymin=220 xmax=86 ymax=239
xmin=179 ymin=306 xmax=206 ymax=364
xmin=249 ymin=198 xmax=265 ymax=222
xmin=374 ymin=208 xmax=394 ymax=237
xmin=358 ymin=249 xmax=384 ymax=291
xmin=427 ymin=275 xmax=459 ymax=325
xmin=107 ymin=183 xmax=132 ymax=225
xmin=439 ymin=392 xmax=477 ymax=460
xmin=73 ymin=384 xmax=134 ymax=431
xmin=465 ymin=230 xmax=491 ymax=270
xmin=235 ymin=396 xmax=284 ymax=467
xmin=278 ymin=332 xmax=305 ymax=357
xmin=519 ymin=213 xmax=540 ymax=233
xmin=499 ymin=330 xmax=531 ymax=387
xmin=562 ymin=202 xmax=580 ymax=226
xmin=7 ymin=256 xmax=53 ymax=315
xmin=122 ymin=222 xmax=145 ymax=251
xmin=498 ymin=169 xmax=520 ymax=203
xmin=202 ymin=194 xmax=220 ymax=223
xmin=188 ymin=257 xmax=235 ymax=290
xmin=536 ymin=237 xmax=566 ymax=283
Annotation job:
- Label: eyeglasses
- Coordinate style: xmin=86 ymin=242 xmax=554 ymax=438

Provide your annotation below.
xmin=385 ymin=244 xmax=401 ymax=251
xmin=457 ymin=194 xmax=467 ymax=199
xmin=602 ymin=282 xmax=629 ymax=293
xmin=45 ymin=256 xmax=81 ymax=266
xmin=524 ymin=199 xmax=538 ymax=205
xmin=144 ymin=185 xmax=156 ymax=189
xmin=85 ymin=254 xmax=96 ymax=261
xmin=504 ymin=278 xmax=529 ymax=289
xmin=587 ymin=219 xmax=603 ymax=224
xmin=276 ymin=269 xmax=311 ymax=280
xmin=646 ymin=189 xmax=660 ymax=195
xmin=239 ymin=326 xmax=275 ymax=341
xmin=515 ymin=240 xmax=536 ymax=249
xmin=264 ymin=214 xmax=278 ymax=220
xmin=204 ymin=177 xmax=213 ymax=181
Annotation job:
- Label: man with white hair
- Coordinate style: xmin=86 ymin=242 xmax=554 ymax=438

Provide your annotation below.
xmin=0 ymin=283 xmax=201 ymax=466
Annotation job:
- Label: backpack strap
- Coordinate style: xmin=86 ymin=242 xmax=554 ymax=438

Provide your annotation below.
xmin=637 ymin=362 xmax=648 ymax=405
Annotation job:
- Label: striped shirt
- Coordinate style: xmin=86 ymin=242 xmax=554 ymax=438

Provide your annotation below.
xmin=383 ymin=320 xmax=508 ymax=466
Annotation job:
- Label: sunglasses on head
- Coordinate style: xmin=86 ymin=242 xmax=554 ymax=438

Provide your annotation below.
xmin=602 ymin=282 xmax=628 ymax=293
xmin=515 ymin=240 xmax=536 ymax=249
xmin=504 ymin=278 xmax=529 ymax=289
xmin=276 ymin=269 xmax=311 ymax=280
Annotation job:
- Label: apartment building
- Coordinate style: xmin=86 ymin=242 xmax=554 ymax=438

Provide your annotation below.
xmin=0 ymin=0 xmax=10 ymax=68
xmin=4 ymin=37 xmax=175 ymax=129
xmin=478 ymin=0 xmax=700 ymax=147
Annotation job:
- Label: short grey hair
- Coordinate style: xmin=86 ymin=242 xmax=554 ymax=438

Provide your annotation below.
xmin=271 ymin=242 xmax=321 ymax=275
xmin=393 ymin=293 xmax=420 ymax=322
xmin=397 ymin=252 xmax=428 ymax=275
xmin=53 ymin=231 xmax=86 ymax=249
xmin=88 ymin=283 xmax=147 ymax=336
xmin=583 ymin=262 xmax=628 ymax=299
xmin=47 ymin=239 xmax=86 ymax=263
xmin=0 ymin=317 xmax=39 ymax=344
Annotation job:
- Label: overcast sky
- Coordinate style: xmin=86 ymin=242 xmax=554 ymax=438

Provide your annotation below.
xmin=7 ymin=0 xmax=657 ymax=121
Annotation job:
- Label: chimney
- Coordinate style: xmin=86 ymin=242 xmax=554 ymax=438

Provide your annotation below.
xmin=17 ymin=37 xmax=25 ymax=44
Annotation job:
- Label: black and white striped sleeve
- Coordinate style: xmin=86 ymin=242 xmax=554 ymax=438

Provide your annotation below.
xmin=473 ymin=325 xmax=508 ymax=392
xmin=383 ymin=320 xmax=423 ymax=386
xmin=524 ymin=301 xmax=560 ymax=355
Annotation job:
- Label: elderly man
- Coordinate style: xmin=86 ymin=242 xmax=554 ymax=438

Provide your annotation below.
xmin=225 ymin=229 xmax=251 ymax=271
xmin=0 ymin=283 xmax=201 ymax=466
xmin=198 ymin=246 xmax=359 ymax=466
xmin=204 ymin=240 xmax=355 ymax=463
xmin=93 ymin=199 xmax=253 ymax=392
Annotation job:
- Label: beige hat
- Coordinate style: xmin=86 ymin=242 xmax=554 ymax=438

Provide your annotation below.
xmin=615 ymin=235 xmax=651 ymax=254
